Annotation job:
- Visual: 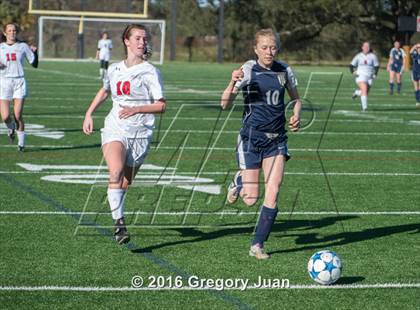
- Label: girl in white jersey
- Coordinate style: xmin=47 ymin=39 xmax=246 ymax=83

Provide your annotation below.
xmin=0 ymin=23 xmax=38 ymax=151
xmin=83 ymin=24 xmax=166 ymax=244
xmin=96 ymin=31 xmax=113 ymax=79
xmin=350 ymin=42 xmax=379 ymax=111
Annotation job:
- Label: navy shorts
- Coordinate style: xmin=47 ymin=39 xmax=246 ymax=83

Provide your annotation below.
xmin=412 ymin=70 xmax=420 ymax=82
xmin=235 ymin=127 xmax=290 ymax=170
xmin=390 ymin=62 xmax=402 ymax=73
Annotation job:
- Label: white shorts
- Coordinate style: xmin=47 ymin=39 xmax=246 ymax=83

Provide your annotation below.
xmin=101 ymin=129 xmax=151 ymax=167
xmin=0 ymin=77 xmax=27 ymax=100
xmin=355 ymin=75 xmax=373 ymax=86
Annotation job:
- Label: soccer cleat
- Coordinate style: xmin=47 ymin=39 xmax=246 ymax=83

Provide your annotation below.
xmin=18 ymin=146 xmax=24 ymax=152
xmin=114 ymin=217 xmax=130 ymax=244
xmin=351 ymin=92 xmax=357 ymax=100
xmin=7 ymin=128 xmax=15 ymax=143
xmin=416 ymin=102 xmax=420 ymax=108
xmin=226 ymin=171 xmax=242 ymax=204
xmin=249 ymin=244 xmax=270 ymax=260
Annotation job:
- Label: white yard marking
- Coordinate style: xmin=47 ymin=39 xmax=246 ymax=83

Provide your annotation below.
xmin=0 ymin=283 xmax=419 ymax=291
xmin=0 ymin=123 xmax=64 ymax=139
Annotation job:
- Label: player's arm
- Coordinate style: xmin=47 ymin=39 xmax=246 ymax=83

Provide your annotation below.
xmin=119 ymin=99 xmax=166 ymax=119
xmin=31 ymin=48 xmax=38 ymax=68
xmin=83 ymin=87 xmax=110 ymax=135
xmin=286 ymin=86 xmax=301 ymax=132
xmin=220 ymin=68 xmax=243 ymax=109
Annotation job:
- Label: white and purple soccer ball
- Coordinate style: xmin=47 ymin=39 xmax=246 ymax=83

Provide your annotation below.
xmin=307 ymin=250 xmax=342 ymax=285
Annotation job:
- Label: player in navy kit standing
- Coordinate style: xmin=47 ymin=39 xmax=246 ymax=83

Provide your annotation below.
xmin=221 ymin=28 xmax=301 ymax=259
xmin=410 ymin=43 xmax=420 ymax=107
xmin=387 ymin=41 xmax=406 ymax=95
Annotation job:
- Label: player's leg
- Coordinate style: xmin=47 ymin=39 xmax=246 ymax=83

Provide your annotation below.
xmin=414 ymin=79 xmax=420 ymax=106
xmin=396 ymin=72 xmax=402 ymax=94
xmin=99 ymin=60 xmax=105 ymax=79
xmin=389 ymin=70 xmax=395 ymax=94
xmin=13 ymin=98 xmax=25 ymax=151
xmin=358 ymin=81 xmax=369 ymax=111
xmin=249 ymin=154 xmax=285 ymax=259
xmin=104 ymin=60 xmax=109 ymax=78
xmin=102 ymin=141 xmax=130 ymax=244
xmin=0 ymin=99 xmax=15 ymax=142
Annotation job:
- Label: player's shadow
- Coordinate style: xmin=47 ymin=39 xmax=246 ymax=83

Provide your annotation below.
xmin=335 ymin=276 xmax=365 ymax=284
xmin=269 ymin=222 xmax=420 ymax=255
xmin=131 ymin=215 xmax=355 ymax=254
xmin=24 ymin=143 xmax=101 ymax=153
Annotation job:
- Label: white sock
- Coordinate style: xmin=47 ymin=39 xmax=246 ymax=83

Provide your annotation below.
xmin=361 ymin=96 xmax=368 ymax=110
xmin=107 ymin=188 xmax=127 ymax=220
xmin=354 ymin=89 xmax=361 ymax=97
xmin=99 ymin=68 xmax=103 ymax=77
xmin=17 ymin=131 xmax=25 ymax=146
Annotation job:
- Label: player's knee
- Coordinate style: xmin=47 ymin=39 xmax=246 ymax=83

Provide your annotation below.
xmin=242 ymin=194 xmax=258 ymax=206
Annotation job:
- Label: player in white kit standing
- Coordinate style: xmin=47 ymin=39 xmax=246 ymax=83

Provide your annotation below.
xmin=350 ymin=42 xmax=379 ymax=111
xmin=83 ymin=24 xmax=166 ymax=244
xmin=96 ymin=31 xmax=113 ymax=79
xmin=0 ymin=23 xmax=38 ymax=151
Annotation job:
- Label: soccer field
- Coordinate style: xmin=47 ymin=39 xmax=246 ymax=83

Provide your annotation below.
xmin=0 ymin=61 xmax=419 ymax=309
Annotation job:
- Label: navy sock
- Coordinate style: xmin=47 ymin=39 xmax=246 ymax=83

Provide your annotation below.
xmin=236 ymin=173 xmax=243 ymax=194
xmin=389 ymin=83 xmax=394 ymax=93
xmin=397 ymin=83 xmax=401 ymax=93
xmin=252 ymin=206 xmax=278 ymax=247
xmin=416 ymin=90 xmax=420 ymax=102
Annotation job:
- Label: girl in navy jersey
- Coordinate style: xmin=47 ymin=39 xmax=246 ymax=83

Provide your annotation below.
xmin=387 ymin=41 xmax=406 ymax=95
xmin=410 ymin=43 xmax=420 ymax=107
xmin=221 ymin=28 xmax=301 ymax=259
xmin=0 ymin=23 xmax=38 ymax=151
xmin=83 ymin=24 xmax=166 ymax=244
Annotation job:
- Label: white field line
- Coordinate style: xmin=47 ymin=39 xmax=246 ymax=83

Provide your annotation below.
xmin=0 ymin=211 xmax=419 ymax=216
xmin=1 ymin=283 xmax=419 ymax=291
xmin=1 ymin=145 xmax=420 ymax=154
xmin=2 ymin=171 xmax=420 ymax=177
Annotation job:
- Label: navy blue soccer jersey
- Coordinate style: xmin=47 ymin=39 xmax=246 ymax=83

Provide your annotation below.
xmin=234 ymin=60 xmax=298 ymax=134
xmin=389 ymin=48 xmax=405 ymax=65
xmin=412 ymin=50 xmax=420 ymax=73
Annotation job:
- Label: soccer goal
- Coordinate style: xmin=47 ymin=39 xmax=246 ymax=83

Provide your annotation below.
xmin=38 ymin=16 xmax=166 ymax=64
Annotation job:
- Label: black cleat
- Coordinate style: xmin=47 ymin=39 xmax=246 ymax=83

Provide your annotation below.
xmin=18 ymin=145 xmax=24 ymax=152
xmin=114 ymin=217 xmax=130 ymax=244
xmin=7 ymin=128 xmax=15 ymax=143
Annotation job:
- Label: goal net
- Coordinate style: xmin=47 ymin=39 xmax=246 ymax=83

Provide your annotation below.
xmin=38 ymin=16 xmax=165 ymax=64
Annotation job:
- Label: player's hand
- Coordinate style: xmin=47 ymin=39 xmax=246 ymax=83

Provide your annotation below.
xmin=30 ymin=45 xmax=37 ymax=52
xmin=119 ymin=105 xmax=137 ymax=119
xmin=83 ymin=115 xmax=94 ymax=135
xmin=288 ymin=114 xmax=300 ymax=132
xmin=231 ymin=68 xmax=244 ymax=82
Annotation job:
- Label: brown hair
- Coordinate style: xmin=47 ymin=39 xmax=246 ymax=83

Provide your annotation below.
xmin=121 ymin=24 xmax=151 ymax=59
xmin=3 ymin=22 xmax=19 ymax=33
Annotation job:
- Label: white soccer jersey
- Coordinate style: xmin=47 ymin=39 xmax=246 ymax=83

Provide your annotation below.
xmin=97 ymin=39 xmax=113 ymax=61
xmin=0 ymin=42 xmax=35 ymax=78
xmin=351 ymin=52 xmax=379 ymax=77
xmin=102 ymin=61 xmax=164 ymax=138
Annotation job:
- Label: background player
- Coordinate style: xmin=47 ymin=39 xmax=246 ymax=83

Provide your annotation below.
xmin=350 ymin=41 xmax=379 ymax=111
xmin=96 ymin=31 xmax=113 ymax=79
xmin=83 ymin=24 xmax=166 ymax=244
xmin=220 ymin=28 xmax=301 ymax=260
xmin=0 ymin=22 xmax=38 ymax=151
xmin=410 ymin=43 xmax=420 ymax=107
xmin=387 ymin=41 xmax=406 ymax=95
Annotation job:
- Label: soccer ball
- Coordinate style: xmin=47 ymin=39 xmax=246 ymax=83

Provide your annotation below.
xmin=307 ymin=250 xmax=342 ymax=285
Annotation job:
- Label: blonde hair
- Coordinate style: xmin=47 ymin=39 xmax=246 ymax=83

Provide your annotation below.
xmin=254 ymin=28 xmax=281 ymax=50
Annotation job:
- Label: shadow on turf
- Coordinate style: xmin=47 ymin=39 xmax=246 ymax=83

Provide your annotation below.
xmin=23 ymin=143 xmax=101 ymax=153
xmin=269 ymin=222 xmax=420 ymax=255
xmin=335 ymin=276 xmax=365 ymax=284
xmin=130 ymin=215 xmax=357 ymax=253
xmin=130 ymin=217 xmax=419 ymax=256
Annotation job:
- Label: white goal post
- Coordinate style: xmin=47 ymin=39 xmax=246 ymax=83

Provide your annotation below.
xmin=38 ymin=16 xmax=165 ymax=64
